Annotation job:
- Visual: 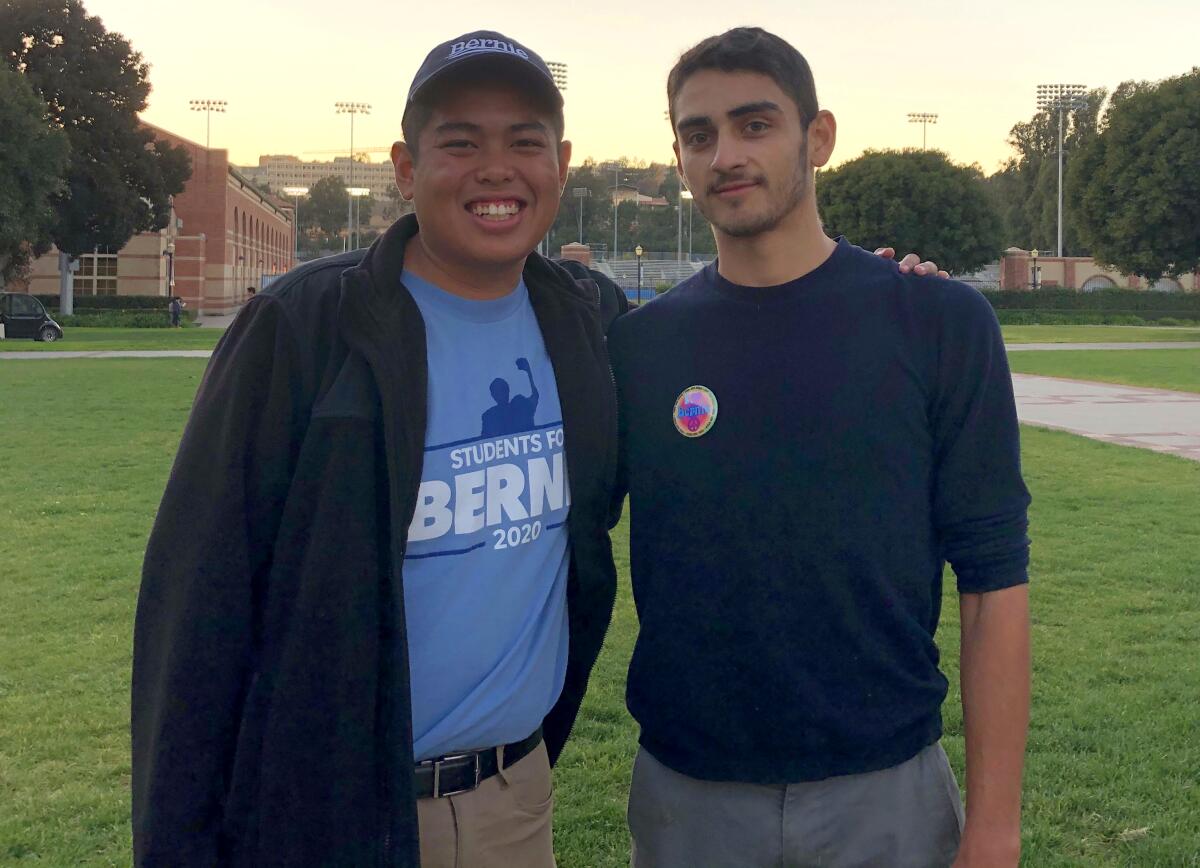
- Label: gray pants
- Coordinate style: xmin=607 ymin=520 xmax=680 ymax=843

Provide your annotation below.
xmin=628 ymin=743 xmax=964 ymax=868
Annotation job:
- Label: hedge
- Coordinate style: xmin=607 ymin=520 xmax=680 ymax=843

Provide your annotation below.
xmin=982 ymin=288 xmax=1200 ymax=314
xmin=994 ymin=311 xmax=1199 ymax=326
xmin=34 ymin=294 xmax=170 ymax=311
xmin=54 ymin=310 xmax=197 ymax=328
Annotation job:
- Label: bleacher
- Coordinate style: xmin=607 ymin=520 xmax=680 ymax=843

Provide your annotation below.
xmin=604 ymin=259 xmax=705 ymax=289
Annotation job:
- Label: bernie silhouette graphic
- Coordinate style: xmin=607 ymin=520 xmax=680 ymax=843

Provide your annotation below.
xmin=480 ymin=357 xmax=540 ymax=437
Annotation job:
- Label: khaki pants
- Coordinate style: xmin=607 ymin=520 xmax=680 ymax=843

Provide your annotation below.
xmin=417 ymin=741 xmax=556 ymax=868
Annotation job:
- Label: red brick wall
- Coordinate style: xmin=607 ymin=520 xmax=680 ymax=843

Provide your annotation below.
xmin=146 ymin=123 xmax=294 ymax=313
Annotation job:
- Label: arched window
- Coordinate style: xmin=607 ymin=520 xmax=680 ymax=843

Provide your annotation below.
xmin=1150 ymin=277 xmax=1183 ymax=293
xmin=1081 ymin=275 xmax=1116 ymax=292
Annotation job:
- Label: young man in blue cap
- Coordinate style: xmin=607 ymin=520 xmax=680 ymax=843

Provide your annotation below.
xmin=132 ymin=32 xmax=622 ymax=867
xmin=610 ymin=28 xmax=1031 ymax=868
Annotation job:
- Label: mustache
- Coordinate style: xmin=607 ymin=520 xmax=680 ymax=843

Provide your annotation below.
xmin=706 ymin=173 xmax=767 ymax=195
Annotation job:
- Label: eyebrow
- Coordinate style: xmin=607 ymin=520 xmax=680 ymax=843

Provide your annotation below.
xmin=676 ymin=100 xmax=784 ymax=131
xmin=433 ymin=121 xmax=481 ymax=136
xmin=432 ymin=121 xmax=549 ymax=136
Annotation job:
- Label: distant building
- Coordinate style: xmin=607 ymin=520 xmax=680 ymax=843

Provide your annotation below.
xmin=610 ymin=184 xmax=668 ymax=208
xmin=10 ymin=123 xmax=295 ymax=315
xmin=1000 ymin=248 xmax=1199 ymax=291
xmin=242 ymin=154 xmax=397 ymax=198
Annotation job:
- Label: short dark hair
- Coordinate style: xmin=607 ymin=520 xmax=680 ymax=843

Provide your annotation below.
xmin=667 ymin=28 xmax=819 ymax=129
xmin=401 ymin=62 xmax=565 ymax=160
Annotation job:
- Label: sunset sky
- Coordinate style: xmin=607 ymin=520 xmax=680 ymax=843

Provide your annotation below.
xmin=85 ymin=0 xmax=1198 ymax=175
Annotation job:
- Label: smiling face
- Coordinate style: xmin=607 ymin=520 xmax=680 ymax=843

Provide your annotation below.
xmin=672 ymin=69 xmax=832 ymax=240
xmin=393 ymin=76 xmax=570 ymax=278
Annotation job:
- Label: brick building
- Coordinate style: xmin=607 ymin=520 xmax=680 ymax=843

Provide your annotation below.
xmin=13 ymin=123 xmax=296 ymax=315
xmin=1000 ymin=248 xmax=1199 ymax=292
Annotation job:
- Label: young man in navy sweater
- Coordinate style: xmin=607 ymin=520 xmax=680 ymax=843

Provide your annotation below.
xmin=609 ymin=28 xmax=1032 ymax=868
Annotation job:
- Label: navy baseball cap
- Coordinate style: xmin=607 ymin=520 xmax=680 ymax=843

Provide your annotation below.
xmin=405 ymin=31 xmax=563 ymax=109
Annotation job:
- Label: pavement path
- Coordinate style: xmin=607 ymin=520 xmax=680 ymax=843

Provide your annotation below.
xmin=5 ymin=349 xmax=1198 ymax=462
xmin=1012 ymin=374 xmax=1200 ymax=462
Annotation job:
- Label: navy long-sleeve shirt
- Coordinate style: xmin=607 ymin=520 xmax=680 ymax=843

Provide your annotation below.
xmin=608 ymin=239 xmax=1031 ymax=784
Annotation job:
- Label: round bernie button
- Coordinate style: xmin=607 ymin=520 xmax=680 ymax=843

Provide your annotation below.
xmin=672 ymin=385 xmax=718 ymax=438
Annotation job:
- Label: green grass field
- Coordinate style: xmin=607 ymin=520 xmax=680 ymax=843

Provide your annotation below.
xmin=0 ymin=327 xmax=223 ymax=352
xmin=1001 ymin=325 xmax=1200 ymax=344
xmin=1008 ymin=348 xmax=1200 ymax=394
xmin=1 ymin=360 xmax=1198 ymax=866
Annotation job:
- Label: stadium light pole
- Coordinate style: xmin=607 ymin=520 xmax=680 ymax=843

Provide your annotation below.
xmin=282 ymin=186 xmax=308 ymax=267
xmin=572 ymin=187 xmax=589 ymax=243
xmin=335 ymin=101 xmax=371 ymax=249
xmin=1037 ymin=84 xmax=1088 ymax=258
xmin=906 ymin=112 xmax=937 ymax=149
xmin=189 ymin=99 xmax=227 ymax=149
xmin=604 ymin=162 xmax=621 ymax=259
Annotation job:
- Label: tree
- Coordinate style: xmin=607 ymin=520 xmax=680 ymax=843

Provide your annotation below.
xmin=0 ymin=66 xmax=69 ymax=282
xmin=987 ymin=89 xmax=1106 ymax=254
xmin=818 ymin=149 xmax=1002 ymax=274
xmin=0 ymin=0 xmax=191 ymax=262
xmin=307 ymin=175 xmax=349 ymax=236
xmin=547 ymin=158 xmax=718 ymax=256
xmin=1067 ymin=68 xmax=1200 ymax=281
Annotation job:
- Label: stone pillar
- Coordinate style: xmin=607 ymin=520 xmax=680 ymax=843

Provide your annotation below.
xmin=559 ymin=242 xmax=592 ymax=267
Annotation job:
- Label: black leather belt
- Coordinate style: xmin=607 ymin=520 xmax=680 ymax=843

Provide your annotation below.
xmin=414 ymin=728 xmax=543 ymax=799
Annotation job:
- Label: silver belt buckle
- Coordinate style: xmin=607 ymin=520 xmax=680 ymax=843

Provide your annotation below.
xmin=432 ymin=752 xmax=482 ymax=799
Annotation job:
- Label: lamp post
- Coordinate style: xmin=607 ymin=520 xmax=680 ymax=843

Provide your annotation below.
xmin=1030 ymin=249 xmax=1041 ymax=291
xmin=681 ymin=189 xmax=694 ymax=258
xmin=635 ymin=244 xmax=644 ymax=305
xmin=675 ymin=172 xmax=684 ymax=262
xmin=906 ymin=112 xmax=938 ymax=149
xmin=189 ymin=99 xmax=227 ymax=149
xmin=282 ymin=186 xmax=308 ymax=267
xmin=1037 ymin=84 xmax=1087 ymax=258
xmin=162 ymin=242 xmax=176 ymax=297
xmin=335 ymin=101 xmax=371 ymax=249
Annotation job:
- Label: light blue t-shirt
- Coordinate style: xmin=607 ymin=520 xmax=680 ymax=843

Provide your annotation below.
xmin=402 ymin=270 xmax=571 ymax=761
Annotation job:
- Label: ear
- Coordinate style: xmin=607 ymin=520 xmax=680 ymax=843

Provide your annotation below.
xmin=557 ymin=139 xmax=573 ymax=191
xmin=807 ymin=110 xmax=837 ymax=170
xmin=392 ymin=141 xmax=416 ymax=201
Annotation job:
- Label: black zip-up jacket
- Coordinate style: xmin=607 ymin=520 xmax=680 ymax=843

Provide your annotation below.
xmin=132 ymin=215 xmax=624 ymax=866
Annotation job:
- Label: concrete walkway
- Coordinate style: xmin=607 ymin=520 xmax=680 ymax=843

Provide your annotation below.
xmin=1013 ymin=374 xmax=1200 ymax=462
xmin=1007 ymin=342 xmax=1200 ymax=351
xmin=5 ymin=350 xmax=1197 ymax=462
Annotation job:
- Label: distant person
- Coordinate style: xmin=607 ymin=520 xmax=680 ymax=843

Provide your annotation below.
xmin=168 ymin=296 xmax=183 ymax=328
xmin=246 ymin=286 xmax=257 ymax=300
